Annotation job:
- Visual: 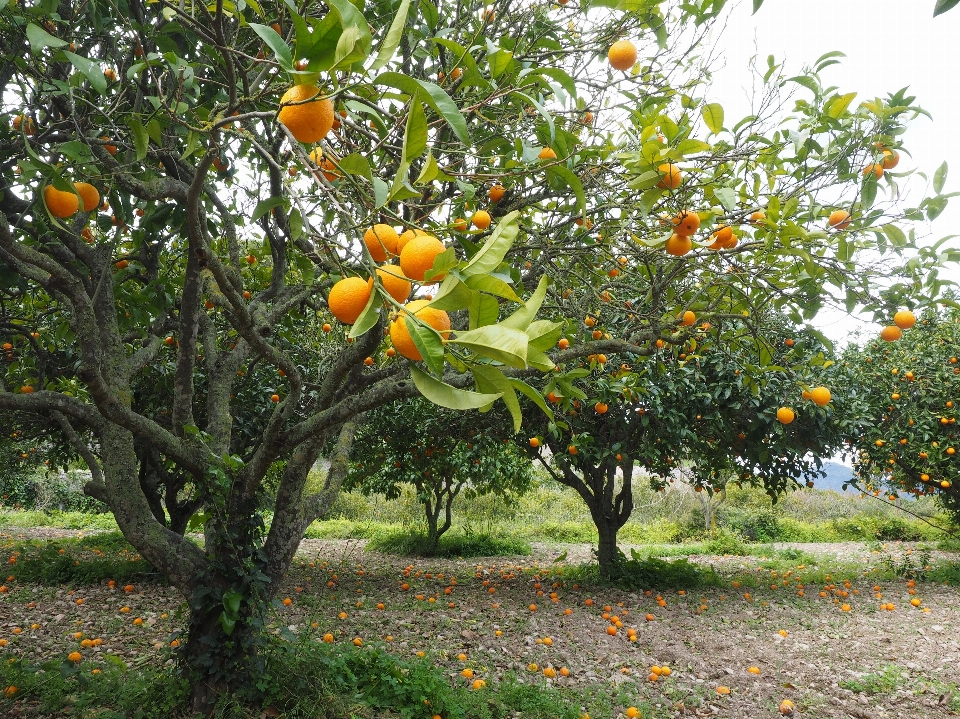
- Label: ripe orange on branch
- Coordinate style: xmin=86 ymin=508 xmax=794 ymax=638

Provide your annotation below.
xmin=607 ymin=40 xmax=637 ymax=71
xmin=278 ymin=85 xmax=334 ymax=144
xmin=389 ymin=299 xmax=451 ymax=361
xmin=363 ymin=224 xmax=399 ymax=262
xmin=44 ymin=185 xmax=79 ymax=218
xmin=665 ymin=234 xmax=692 ymax=256
xmin=776 ymin=407 xmax=795 ymax=424
xmin=376 ymin=265 xmax=412 ymax=303
xmin=671 ymin=211 xmax=700 ymax=236
xmin=656 ymin=163 xmax=682 ymax=190
xmin=74 ymin=182 xmax=100 ymax=213
xmin=328 ymin=276 xmax=373 ymax=325
xmin=893 ymin=310 xmax=916 ymax=329
xmin=880 ymin=325 xmax=902 ymax=342
xmin=828 ymin=210 xmax=851 ymax=229
xmin=809 ymin=387 xmax=831 ymax=406
xmin=400 ymin=234 xmax=447 ymax=282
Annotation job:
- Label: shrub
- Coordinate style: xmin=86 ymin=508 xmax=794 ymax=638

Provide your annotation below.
xmin=365 ymin=530 xmax=530 ymax=558
xmin=610 ymin=549 xmax=719 ymax=590
xmin=703 ymin=528 xmax=749 ymax=556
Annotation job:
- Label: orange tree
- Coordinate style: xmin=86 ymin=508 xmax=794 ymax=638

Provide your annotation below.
xmin=345 ymin=398 xmax=532 ymax=554
xmin=0 ymin=0 xmax=955 ymax=707
xmin=509 ymin=319 xmax=854 ymax=578
xmin=834 ymin=307 xmax=960 ymax=519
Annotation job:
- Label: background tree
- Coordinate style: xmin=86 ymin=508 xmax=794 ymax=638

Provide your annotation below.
xmin=346 ymin=399 xmax=533 ymax=554
xmin=836 ymin=306 xmax=960 ymax=521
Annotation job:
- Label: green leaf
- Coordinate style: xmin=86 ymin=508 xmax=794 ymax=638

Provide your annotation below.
xmin=675 ymin=139 xmax=711 ymax=156
xmin=252 ymin=197 xmax=285 ymax=223
xmin=752 ymin=0 xmax=765 ymax=13
xmin=339 ymin=153 xmax=372 ymax=182
xmin=406 ymin=319 xmax=445 ymax=376
xmin=934 ymin=161 xmax=948 ymax=194
xmin=468 ymin=292 xmax=500 ymax=329
xmin=250 ymin=23 xmax=293 ymax=69
xmin=487 ymin=48 xmax=514 ymax=78
xmin=414 ymin=152 xmax=439 ymax=185
xmin=713 ymin=187 xmax=737 ymax=211
xmin=701 ymin=103 xmax=724 ymax=134
xmin=326 ymin=0 xmax=373 ymax=69
xmin=464 ymin=274 xmax=522 ymax=302
xmin=64 ymin=51 xmax=107 ymax=93
xmin=472 ymin=365 xmax=522 ymax=432
xmin=826 ymin=92 xmax=857 ymax=118
xmin=128 ymin=118 xmax=149 ymax=161
xmin=410 ymin=365 xmax=501 ymax=410
xmin=461 ymin=211 xmax=519 ymax=276
xmin=544 ymin=165 xmax=586 ymax=217
xmin=881 ymin=224 xmax=907 ymax=248
xmin=510 ymin=379 xmax=553 ymax=420
xmin=26 ymin=23 xmax=67 ymax=53
xmin=348 ymin=285 xmax=380 ymax=339
xmin=372 ymin=0 xmax=410 ymax=69
xmin=525 ymin=319 xmax=563 ymax=351
xmin=638 ymin=188 xmax=665 ymax=217
xmin=423 ymin=247 xmax=458 ymax=282
xmin=500 ymin=276 xmax=548 ymax=331
xmin=376 ymin=72 xmax=469 ymax=145
xmin=403 ymin=99 xmax=427 ymax=163
xmin=372 ymin=177 xmax=389 ymax=208
xmin=449 ymin=325 xmax=529 ymax=368
xmin=219 ymin=612 xmax=237 ymax=636
xmin=934 ymin=0 xmax=960 ymax=16
xmin=428 ymin=275 xmax=475 ymax=311
xmin=525 ymin=347 xmax=556 ymax=372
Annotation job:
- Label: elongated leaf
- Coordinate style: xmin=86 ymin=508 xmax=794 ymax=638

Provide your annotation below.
xmin=348 ymin=287 xmax=380 ymax=339
xmin=934 ymin=0 xmax=960 ymax=16
xmin=250 ymin=23 xmax=293 ymax=69
xmin=327 ymin=0 xmax=372 ymax=68
xmin=881 ymin=224 xmax=907 ymax=248
xmin=675 ymin=139 xmax=711 ymax=156
xmin=461 ymin=211 xmax=519 ymax=276
xmin=372 ymin=0 xmax=410 ymax=69
xmin=376 ymin=72 xmax=469 ymax=144
xmin=414 ymin=152 xmax=439 ymax=185
xmin=27 ymin=23 xmax=67 ymax=53
xmin=128 ymin=118 xmax=149 ymax=161
xmin=934 ymin=161 xmax=948 ymax=194
xmin=701 ymin=103 xmax=724 ymax=134
xmin=525 ymin=319 xmax=564 ymax=351
xmin=713 ymin=187 xmax=737 ymax=211
xmin=429 ymin=275 xmax=475 ymax=311
xmin=500 ymin=276 xmax=548 ymax=330
xmin=525 ymin=347 xmax=556 ymax=371
xmin=826 ymin=92 xmax=857 ymax=118
xmin=464 ymin=273 xmax=521 ymax=302
xmin=423 ymin=247 xmax=458 ymax=282
xmin=752 ymin=0 xmax=765 ymax=12
xmin=406 ymin=320 xmax=445 ymax=375
xmin=513 ymin=91 xmax=554 ymax=141
xmin=468 ymin=292 xmax=500 ymax=329
xmin=252 ymin=197 xmax=285 ymax=222
xmin=403 ymin=99 xmax=427 ymax=163
xmin=449 ymin=325 xmax=529 ymax=368
xmin=510 ymin=379 xmax=553 ymax=420
xmin=64 ymin=51 xmax=107 ymax=93
xmin=339 ymin=153 xmax=372 ymax=181
xmin=472 ymin=365 xmax=521 ymax=432
xmin=410 ymin=365 xmax=501 ymax=410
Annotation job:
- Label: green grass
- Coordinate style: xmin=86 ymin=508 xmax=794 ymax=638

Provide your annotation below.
xmin=838 ymin=664 xmax=905 ymax=695
xmin=0 ymin=509 xmax=118 ymax=531
xmin=7 ymin=531 xmax=158 ymax=586
xmin=365 ymin=530 xmax=531 ymax=558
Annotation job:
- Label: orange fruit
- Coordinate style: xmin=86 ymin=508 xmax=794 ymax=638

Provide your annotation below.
xmin=323 ymin=633 xmax=334 ymax=643
xmin=656 ymin=163 xmax=682 ymax=190
xmin=809 ymin=387 xmax=831 ymax=406
xmin=68 ymin=651 xmax=82 ymax=662
xmin=881 ymin=150 xmax=899 ymax=169
xmin=880 ymin=325 xmax=902 ymax=342
xmin=44 ymin=185 xmax=79 ymax=218
xmin=625 ymin=708 xmax=641 ymax=719
xmin=74 ymin=183 xmax=100 ymax=213
xmin=397 ymin=228 xmax=428 ymax=254
xmin=863 ymin=163 xmax=883 ymax=179
xmin=707 ymin=225 xmax=733 ymax=249
xmin=529 ymin=437 xmax=540 ymax=448
xmin=376 ymin=265 xmax=412 ymax=304
xmin=400 ymin=234 xmax=447 ymax=282
xmin=893 ymin=310 xmax=916 ymax=329
xmin=278 ymin=85 xmax=334 ymax=144
xmin=747 ymin=666 xmax=760 ymax=675
xmin=776 ymin=407 xmax=795 ymax=424
xmin=538 ymin=147 xmax=558 ymax=160
xmin=607 ymin=40 xmax=637 ymax=71
xmin=665 ymin=234 xmax=692 ymax=256
xmin=594 ymin=402 xmax=608 ymax=414
xmin=558 ymin=338 xmax=570 ymax=349
xmin=778 ymin=699 xmax=795 ymax=715
xmin=389 ymin=299 xmax=451 ymax=361
xmin=679 ymin=310 xmax=695 ymax=326
xmin=328 ymin=276 xmax=373 ymax=325
xmin=749 ymin=210 xmax=766 ymax=224
xmin=488 ymin=184 xmax=506 ymax=202
xmin=363 ymin=224 xmax=399 ymax=262
xmin=101 ymin=136 xmax=117 ymax=155
xmin=472 ymin=210 xmax=492 ymax=230
xmin=716 ymin=686 xmax=730 ymax=695
xmin=828 ymin=210 xmax=851 ymax=229
xmin=671 ymin=211 xmax=700 ymax=236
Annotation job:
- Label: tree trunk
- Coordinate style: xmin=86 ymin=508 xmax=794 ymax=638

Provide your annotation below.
xmin=596 ymin=517 xmax=620 ymax=580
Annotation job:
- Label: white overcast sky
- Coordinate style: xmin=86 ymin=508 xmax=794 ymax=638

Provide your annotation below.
xmin=706 ymin=0 xmax=960 ymax=344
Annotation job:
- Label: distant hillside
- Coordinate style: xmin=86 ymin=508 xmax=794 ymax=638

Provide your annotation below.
xmin=812 ymin=461 xmax=856 ymax=493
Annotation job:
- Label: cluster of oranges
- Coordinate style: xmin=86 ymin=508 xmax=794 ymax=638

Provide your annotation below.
xmin=777 ymin=385 xmax=831 ymax=425
xmin=880 ymin=309 xmax=916 ymax=342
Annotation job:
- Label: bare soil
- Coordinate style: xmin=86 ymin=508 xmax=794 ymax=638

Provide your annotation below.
xmin=1 ymin=528 xmax=958 ymax=718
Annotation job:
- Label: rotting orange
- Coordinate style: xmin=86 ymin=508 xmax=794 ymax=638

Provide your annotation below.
xmin=328 ymin=276 xmax=373 ymax=325
xmin=278 ymin=85 xmax=334 ymax=144
xmin=389 ymin=299 xmax=451 ymax=361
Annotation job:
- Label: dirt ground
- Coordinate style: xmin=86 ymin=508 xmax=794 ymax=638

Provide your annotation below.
xmin=1 ymin=529 xmax=958 ymax=718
